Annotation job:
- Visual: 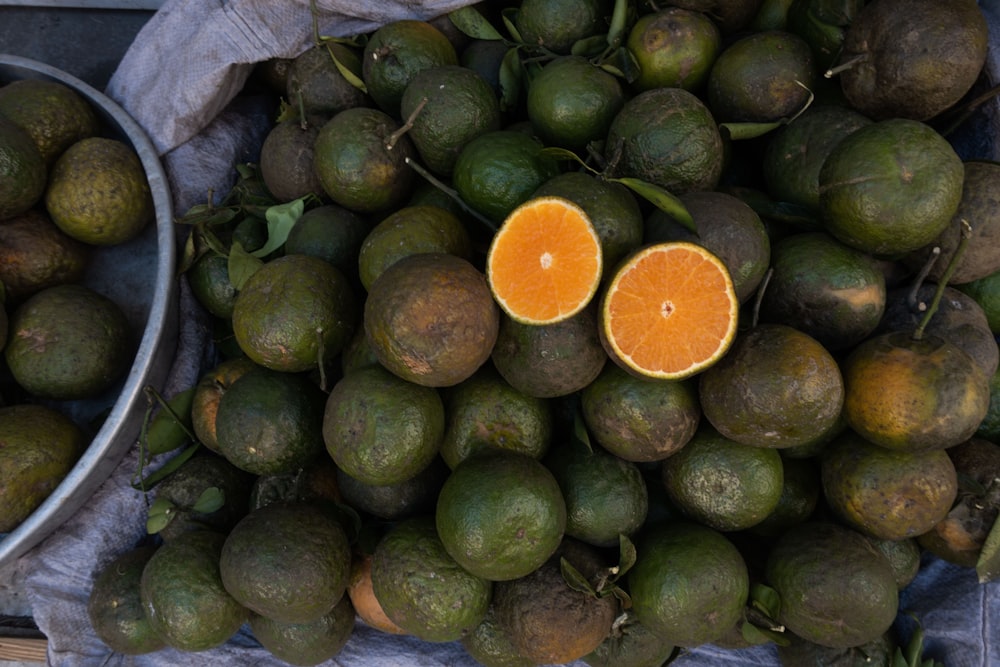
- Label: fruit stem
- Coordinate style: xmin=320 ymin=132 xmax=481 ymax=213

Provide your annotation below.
xmin=913 ymin=220 xmax=972 ymax=341
xmin=937 ymin=83 xmax=1000 ymax=138
xmin=404 ymin=157 xmax=498 ymax=232
xmin=750 ymin=267 xmax=773 ymax=330
xmin=907 ymin=246 xmax=940 ymax=311
xmin=824 ymin=53 xmax=868 ymax=79
xmin=385 ymin=97 xmax=426 ymax=151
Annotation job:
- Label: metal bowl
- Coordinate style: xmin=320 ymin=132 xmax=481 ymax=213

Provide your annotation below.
xmin=0 ymin=54 xmax=177 ymax=568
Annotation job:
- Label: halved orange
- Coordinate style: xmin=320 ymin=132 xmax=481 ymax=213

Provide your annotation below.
xmin=486 ymin=196 xmax=602 ymax=325
xmin=600 ymin=242 xmax=739 ymax=379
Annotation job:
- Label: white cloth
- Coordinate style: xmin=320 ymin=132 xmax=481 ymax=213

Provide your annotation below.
xmin=15 ymin=0 xmax=1000 ymax=665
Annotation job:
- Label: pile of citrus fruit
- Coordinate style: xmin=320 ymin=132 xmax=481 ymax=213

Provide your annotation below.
xmin=86 ymin=0 xmax=1000 ymax=664
xmin=0 ymin=73 xmax=153 ymax=535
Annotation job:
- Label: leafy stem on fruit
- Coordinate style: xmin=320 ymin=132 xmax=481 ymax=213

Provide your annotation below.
xmin=912 ymin=219 xmax=972 ymax=341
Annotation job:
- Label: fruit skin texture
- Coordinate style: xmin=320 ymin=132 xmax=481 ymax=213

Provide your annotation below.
xmin=45 ymin=136 xmax=154 ymax=246
xmin=323 ymin=364 xmax=445 ymax=486
xmin=626 ymin=6 xmax=721 ymax=92
xmin=605 ymin=87 xmax=723 ymax=195
xmin=4 ymin=283 xmax=132 ymax=400
xmin=0 ymin=116 xmax=46 ymax=221
xmin=0 ymin=404 xmax=85 ymax=533
xmin=248 ymin=595 xmax=356 ymax=667
xmin=837 ymin=0 xmax=988 ymax=121
xmin=820 ymin=430 xmax=958 ymax=541
xmin=698 ymin=323 xmax=844 ymax=449
xmin=87 ymin=546 xmax=165 ymax=655
xmin=364 ymin=252 xmax=499 ymax=388
xmin=0 ymin=208 xmax=90 ymax=304
xmin=627 ymin=521 xmax=749 ymax=648
xmin=371 ymin=516 xmax=491 ymax=642
xmin=842 ymin=332 xmax=990 ymax=452
xmin=765 ymin=521 xmax=899 ymax=649
xmin=436 ymin=451 xmax=566 ymax=582
xmin=818 ymin=118 xmax=964 ymax=257
xmin=231 ymin=254 xmax=358 ymax=373
xmin=219 ymin=502 xmax=351 ymax=624
xmin=139 ymin=530 xmax=247 ymax=652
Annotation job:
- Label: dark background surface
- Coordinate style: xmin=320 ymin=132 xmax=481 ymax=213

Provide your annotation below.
xmin=0 ymin=6 xmax=155 ymax=88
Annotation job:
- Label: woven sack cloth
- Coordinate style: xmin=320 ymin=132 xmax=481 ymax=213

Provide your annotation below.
xmin=16 ymin=0 xmax=1000 ymax=665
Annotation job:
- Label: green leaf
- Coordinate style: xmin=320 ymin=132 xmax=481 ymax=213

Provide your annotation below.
xmin=144 ymin=386 xmax=197 ymax=456
xmin=571 ymin=34 xmax=609 ymax=58
xmin=617 ymin=533 xmax=637 ymax=578
xmin=228 ymin=241 xmax=264 ymax=290
xmin=561 ymin=557 xmax=599 ymax=597
xmin=499 ymin=46 xmax=524 ymax=112
xmin=600 ymin=46 xmax=640 ymax=84
xmin=749 ymin=582 xmax=781 ymax=620
xmin=449 ymin=5 xmax=504 ymax=40
xmin=326 ymin=43 xmax=368 ymax=93
xmin=250 ymin=196 xmax=305 ymax=258
xmin=720 ymin=120 xmax=786 ymax=141
xmin=132 ymin=442 xmax=202 ymax=491
xmin=741 ymin=620 xmax=784 ymax=646
xmin=501 ymin=7 xmax=523 ymax=43
xmin=192 ymin=487 xmax=225 ymax=514
xmin=572 ymin=409 xmax=594 ymax=453
xmin=977 ymin=510 xmax=1000 ymax=582
xmin=607 ymin=0 xmax=629 ymax=48
xmin=145 ymin=496 xmax=176 ymax=534
xmin=611 ymin=177 xmax=696 ymax=233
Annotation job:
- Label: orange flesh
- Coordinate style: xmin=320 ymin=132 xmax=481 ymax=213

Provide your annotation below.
xmin=604 ymin=243 xmax=738 ymax=378
xmin=487 ymin=197 xmax=602 ymax=324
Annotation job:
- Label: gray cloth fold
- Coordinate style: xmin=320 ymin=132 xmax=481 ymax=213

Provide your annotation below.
xmin=14 ymin=0 xmax=1000 ymax=665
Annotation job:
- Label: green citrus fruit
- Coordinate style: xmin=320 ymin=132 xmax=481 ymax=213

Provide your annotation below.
xmin=364 ymin=252 xmax=499 ymax=387
xmin=626 ymin=6 xmax=722 ymax=92
xmin=220 ymin=501 xmax=351 ymax=623
xmin=5 ymin=283 xmax=132 ymax=400
xmin=817 ymin=118 xmax=964 ymax=257
xmin=138 ymin=531 xmax=247 ymax=652
xmin=960 ymin=269 xmax=1000 ymax=334
xmin=698 ymin=323 xmax=844 ymax=448
xmin=336 ymin=456 xmax=448 ymax=522
xmin=706 ymin=29 xmax=816 ymax=123
xmin=750 ymin=455 xmax=822 ymax=537
xmin=582 ymin=608 xmax=676 ymax=667
xmin=491 ymin=303 xmax=608 ymax=399
xmin=436 ymin=450 xmax=566 ymax=581
xmin=662 ymin=425 xmax=784 ymax=531
xmin=580 ymin=362 xmax=700 ymax=463
xmin=285 ymin=42 xmax=369 ymax=117
xmin=0 ymin=208 xmax=89 ymax=303
xmin=532 ymin=171 xmax=644 ymax=271
xmin=605 ymin=87 xmax=724 ymax=195
xmin=187 ymin=251 xmax=238 ymax=320
xmin=45 ymin=136 xmax=153 ymax=245
xmin=492 ymin=539 xmax=617 ymax=664
xmin=821 ymin=430 xmax=958 ymax=540
xmin=399 ymin=64 xmax=502 ymax=176
xmin=0 ymin=78 xmax=100 ymax=166
xmin=283 ymin=203 xmax=370 ymax=278
xmin=440 ymin=365 xmax=553 ymax=469
xmin=460 ymin=605 xmax=536 ymax=667
xmin=764 ymin=521 xmax=899 ymax=649
xmin=0 ymin=116 xmax=47 ymax=221
xmin=357 ymin=204 xmax=472 ymax=291
xmin=214 ymin=365 xmax=327 ymax=476
xmin=0 ymin=403 xmax=85 ymax=533
xmin=258 ymin=115 xmax=327 ymax=203
xmin=313 ymin=107 xmax=416 ymax=214
xmin=526 ymin=55 xmax=624 ymax=153
xmin=362 ymin=19 xmax=459 ymax=117
xmin=189 ymin=356 xmax=258 ymax=454
xmin=513 ymin=0 xmax=611 ymax=54
xmin=323 ymin=363 xmax=444 ymax=486
xmin=628 ymin=521 xmax=749 ymax=647
xmin=545 ymin=440 xmax=648 ymax=547
xmin=231 ymin=254 xmax=358 ymax=373
xmin=758 ymin=231 xmax=886 ymax=350
xmin=249 ymin=595 xmax=355 ymax=666
xmin=371 ymin=515 xmax=492 ymax=642
xmin=87 ymin=545 xmax=166 ymax=655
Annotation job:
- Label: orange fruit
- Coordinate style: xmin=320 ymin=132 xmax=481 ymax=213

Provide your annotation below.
xmin=486 ymin=196 xmax=602 ymax=325
xmin=599 ymin=242 xmax=739 ymax=380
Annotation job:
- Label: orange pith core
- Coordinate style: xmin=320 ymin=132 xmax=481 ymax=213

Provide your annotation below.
xmin=603 ymin=242 xmax=738 ymax=378
xmin=487 ymin=196 xmax=602 ymax=324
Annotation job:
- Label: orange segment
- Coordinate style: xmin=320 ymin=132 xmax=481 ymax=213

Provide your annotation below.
xmin=601 ymin=242 xmax=738 ymax=379
xmin=486 ymin=196 xmax=602 ymax=325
